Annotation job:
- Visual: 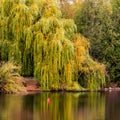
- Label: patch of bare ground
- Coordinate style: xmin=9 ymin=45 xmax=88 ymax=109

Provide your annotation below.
xmin=17 ymin=77 xmax=41 ymax=94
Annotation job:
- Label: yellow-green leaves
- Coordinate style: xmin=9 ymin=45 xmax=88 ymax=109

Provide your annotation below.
xmin=0 ymin=61 xmax=26 ymax=93
xmin=0 ymin=0 xmax=106 ymax=91
xmin=74 ymin=34 xmax=105 ymax=90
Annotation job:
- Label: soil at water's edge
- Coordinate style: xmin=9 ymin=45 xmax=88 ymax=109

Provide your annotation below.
xmin=15 ymin=78 xmax=120 ymax=94
xmin=17 ymin=77 xmax=41 ymax=94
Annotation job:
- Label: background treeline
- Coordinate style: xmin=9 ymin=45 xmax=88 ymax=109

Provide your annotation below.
xmin=59 ymin=0 xmax=120 ymax=84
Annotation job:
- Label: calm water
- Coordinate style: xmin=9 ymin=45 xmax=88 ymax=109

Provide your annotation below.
xmin=0 ymin=91 xmax=120 ymax=120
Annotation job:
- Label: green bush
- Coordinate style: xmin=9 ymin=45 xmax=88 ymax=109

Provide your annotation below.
xmin=0 ymin=61 xmax=26 ymax=93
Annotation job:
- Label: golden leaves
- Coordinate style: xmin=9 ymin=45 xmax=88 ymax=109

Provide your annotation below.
xmin=0 ymin=0 xmax=106 ymax=91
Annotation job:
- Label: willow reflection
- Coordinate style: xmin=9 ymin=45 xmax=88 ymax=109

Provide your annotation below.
xmin=0 ymin=92 xmax=106 ymax=120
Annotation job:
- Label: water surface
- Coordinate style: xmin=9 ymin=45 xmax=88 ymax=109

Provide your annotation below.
xmin=0 ymin=91 xmax=120 ymax=120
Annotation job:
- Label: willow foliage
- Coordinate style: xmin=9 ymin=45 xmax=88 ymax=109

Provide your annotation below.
xmin=0 ymin=0 xmax=105 ymax=90
xmin=0 ymin=61 xmax=26 ymax=93
xmin=74 ymin=35 xmax=105 ymax=90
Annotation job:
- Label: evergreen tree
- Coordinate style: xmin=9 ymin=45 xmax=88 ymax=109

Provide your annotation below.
xmin=74 ymin=0 xmax=113 ymax=60
xmin=74 ymin=0 xmax=120 ymax=82
xmin=107 ymin=0 xmax=120 ymax=82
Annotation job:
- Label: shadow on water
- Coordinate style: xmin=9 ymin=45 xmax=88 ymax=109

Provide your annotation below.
xmin=0 ymin=92 xmax=120 ymax=120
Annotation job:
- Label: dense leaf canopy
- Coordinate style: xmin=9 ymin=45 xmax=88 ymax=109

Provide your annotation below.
xmin=0 ymin=0 xmax=105 ymax=91
xmin=74 ymin=0 xmax=120 ymax=83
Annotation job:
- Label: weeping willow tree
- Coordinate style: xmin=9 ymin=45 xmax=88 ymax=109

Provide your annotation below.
xmin=0 ymin=0 xmax=105 ymax=91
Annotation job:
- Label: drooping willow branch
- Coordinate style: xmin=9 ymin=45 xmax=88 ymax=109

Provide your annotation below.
xmin=0 ymin=0 xmax=105 ymax=90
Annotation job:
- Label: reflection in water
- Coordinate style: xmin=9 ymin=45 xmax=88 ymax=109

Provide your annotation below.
xmin=0 ymin=92 xmax=120 ymax=120
xmin=105 ymin=91 xmax=120 ymax=120
xmin=74 ymin=93 xmax=105 ymax=120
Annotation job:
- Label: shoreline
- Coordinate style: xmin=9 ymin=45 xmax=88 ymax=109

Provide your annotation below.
xmin=1 ymin=77 xmax=120 ymax=94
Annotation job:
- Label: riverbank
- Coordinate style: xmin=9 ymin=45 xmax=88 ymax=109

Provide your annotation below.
xmin=1 ymin=77 xmax=120 ymax=94
xmin=19 ymin=78 xmax=120 ymax=94
xmin=17 ymin=77 xmax=41 ymax=94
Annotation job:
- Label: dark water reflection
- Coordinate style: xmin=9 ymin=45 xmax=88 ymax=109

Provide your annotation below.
xmin=0 ymin=92 xmax=120 ymax=120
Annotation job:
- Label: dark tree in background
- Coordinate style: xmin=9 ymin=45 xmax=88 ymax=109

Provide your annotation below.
xmin=74 ymin=0 xmax=120 ymax=83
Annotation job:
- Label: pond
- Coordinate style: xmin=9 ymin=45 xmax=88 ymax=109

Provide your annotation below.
xmin=0 ymin=91 xmax=120 ymax=120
